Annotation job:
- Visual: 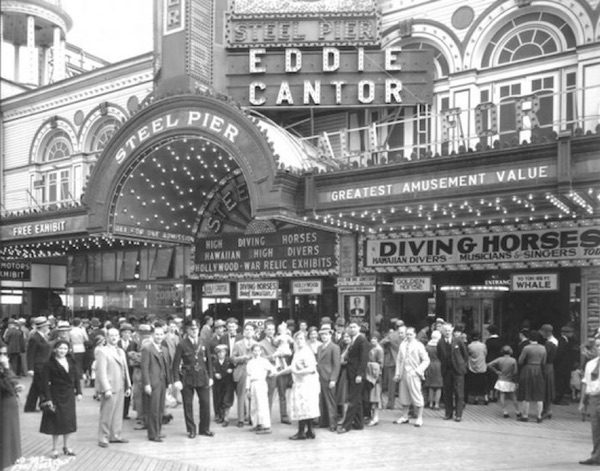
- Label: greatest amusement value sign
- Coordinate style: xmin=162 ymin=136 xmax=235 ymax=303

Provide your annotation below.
xmin=365 ymin=228 xmax=600 ymax=268
xmin=193 ymin=229 xmax=336 ymax=278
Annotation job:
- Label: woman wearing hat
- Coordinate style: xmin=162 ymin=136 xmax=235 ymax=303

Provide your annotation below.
xmin=39 ymin=339 xmax=82 ymax=458
xmin=1 ymin=339 xmax=23 ymax=468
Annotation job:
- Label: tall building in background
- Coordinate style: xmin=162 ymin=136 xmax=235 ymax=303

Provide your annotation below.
xmin=1 ymin=0 xmax=599 ymax=346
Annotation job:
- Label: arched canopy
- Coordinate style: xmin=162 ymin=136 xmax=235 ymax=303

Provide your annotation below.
xmin=84 ymin=93 xmax=319 ymax=243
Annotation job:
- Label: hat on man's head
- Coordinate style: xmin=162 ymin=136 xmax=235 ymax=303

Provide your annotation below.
xmin=561 ymin=325 xmax=574 ymax=334
xmin=214 ymin=319 xmax=226 ymax=328
xmin=90 ymin=317 xmax=100 ymax=327
xmin=8 ymin=318 xmax=18 ymax=326
xmin=214 ymin=344 xmax=228 ymax=353
xmin=138 ymin=324 xmax=152 ymax=334
xmin=119 ymin=323 xmax=134 ymax=333
xmin=34 ymin=316 xmax=50 ymax=329
xmin=540 ymin=324 xmax=553 ymax=334
xmin=56 ymin=320 xmax=71 ymax=331
xmin=335 ymin=318 xmax=346 ymax=327
xmin=319 ymin=325 xmax=332 ymax=334
xmin=185 ymin=319 xmax=200 ymax=329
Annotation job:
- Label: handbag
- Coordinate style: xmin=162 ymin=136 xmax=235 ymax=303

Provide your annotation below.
xmin=40 ymin=400 xmax=56 ymax=413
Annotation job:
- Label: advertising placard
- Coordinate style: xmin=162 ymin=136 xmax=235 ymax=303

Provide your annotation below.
xmin=393 ymin=276 xmax=432 ymax=293
xmin=337 ymin=276 xmax=376 ymax=292
xmin=511 ymin=273 xmax=559 ymax=291
xmin=202 ymin=282 xmax=231 ymax=297
xmin=237 ymin=280 xmax=279 ymax=299
xmin=0 ymin=261 xmax=31 ymax=281
xmin=365 ymin=227 xmax=600 ymax=268
xmin=291 ymin=279 xmax=323 ymax=295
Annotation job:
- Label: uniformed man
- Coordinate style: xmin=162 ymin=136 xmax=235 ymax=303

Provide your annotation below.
xmin=172 ymin=319 xmax=214 ymax=438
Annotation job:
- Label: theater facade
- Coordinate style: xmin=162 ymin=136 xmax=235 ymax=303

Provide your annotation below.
xmin=1 ymin=0 xmax=600 ymax=342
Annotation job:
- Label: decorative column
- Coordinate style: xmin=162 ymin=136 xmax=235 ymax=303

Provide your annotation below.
xmin=26 ymin=15 xmax=37 ymax=85
xmin=52 ymin=26 xmax=66 ymax=82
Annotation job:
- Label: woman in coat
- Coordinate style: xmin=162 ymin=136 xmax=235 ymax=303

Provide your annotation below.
xmin=40 ymin=339 xmax=82 ymax=458
xmin=517 ymin=330 xmax=546 ymax=423
xmin=1 ymin=339 xmax=23 ymax=469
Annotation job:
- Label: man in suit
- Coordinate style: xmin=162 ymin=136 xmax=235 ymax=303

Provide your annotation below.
xmin=141 ymin=324 xmax=173 ymax=442
xmin=4 ymin=319 xmax=25 ymax=376
xmin=338 ymin=321 xmax=370 ymax=434
xmin=24 ymin=316 xmax=53 ymax=412
xmin=117 ymin=323 xmax=138 ymax=420
xmin=381 ymin=323 xmax=405 ymax=409
xmin=172 ymin=319 xmax=214 ymax=439
xmin=210 ymin=319 xmax=227 ymax=355
xmin=96 ymin=327 xmax=132 ymax=447
xmin=231 ymin=322 xmax=257 ymax=427
xmin=332 ymin=318 xmax=346 ymax=346
xmin=393 ymin=326 xmax=430 ymax=427
xmin=437 ymin=323 xmax=468 ymax=422
xmin=220 ymin=318 xmax=242 ymax=357
xmin=317 ymin=325 xmax=341 ymax=431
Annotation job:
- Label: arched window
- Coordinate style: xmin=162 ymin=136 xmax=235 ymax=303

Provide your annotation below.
xmin=90 ymin=117 xmax=120 ymax=152
xmin=43 ymin=130 xmax=72 ymax=161
xmin=403 ymin=42 xmax=449 ymax=79
xmin=482 ymin=12 xmax=576 ymax=68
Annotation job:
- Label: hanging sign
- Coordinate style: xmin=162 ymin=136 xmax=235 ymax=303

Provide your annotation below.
xmin=511 ymin=273 xmax=559 ymax=291
xmin=237 ymin=280 xmax=279 ymax=299
xmin=202 ymin=282 xmax=231 ymax=297
xmin=0 ymin=261 xmax=31 ymax=281
xmin=393 ymin=276 xmax=432 ymax=293
xmin=337 ymin=275 xmax=376 ymax=292
xmin=291 ymin=279 xmax=323 ymax=295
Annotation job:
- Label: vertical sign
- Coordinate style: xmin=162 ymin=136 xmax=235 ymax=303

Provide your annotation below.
xmin=164 ymin=0 xmax=186 ymax=35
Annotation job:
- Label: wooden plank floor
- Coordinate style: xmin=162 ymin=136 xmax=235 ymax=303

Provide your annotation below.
xmin=9 ymin=378 xmax=591 ymax=471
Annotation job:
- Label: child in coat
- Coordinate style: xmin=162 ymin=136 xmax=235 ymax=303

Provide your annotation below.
xmin=213 ymin=345 xmax=235 ymax=426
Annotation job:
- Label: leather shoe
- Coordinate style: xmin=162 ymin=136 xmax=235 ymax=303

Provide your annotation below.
xmin=329 ymin=426 xmax=337 ymax=433
xmin=199 ymin=431 xmax=215 ymax=437
xmin=98 ymin=442 xmax=108 ymax=448
xmin=149 ymin=437 xmax=163 ymax=442
xmin=305 ymin=430 xmax=315 ymax=439
xmin=281 ymin=419 xmax=292 ymax=425
xmin=443 ymin=416 xmax=453 ymax=420
xmin=255 ymin=428 xmax=272 ymax=435
xmin=337 ymin=427 xmax=349 ymax=434
xmin=237 ymin=421 xmax=244 ymax=428
xmin=109 ymin=438 xmax=129 ymax=443
xmin=579 ymin=459 xmax=600 ymax=465
xmin=187 ymin=432 xmax=196 ymax=439
xmin=289 ymin=432 xmax=306 ymax=440
xmin=454 ymin=417 xmax=462 ymax=422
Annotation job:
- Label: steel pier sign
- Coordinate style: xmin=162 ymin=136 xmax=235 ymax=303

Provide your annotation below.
xmin=365 ymin=228 xmax=600 ymax=268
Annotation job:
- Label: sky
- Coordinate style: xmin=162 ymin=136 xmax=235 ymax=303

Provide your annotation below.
xmin=61 ymin=0 xmax=154 ymax=63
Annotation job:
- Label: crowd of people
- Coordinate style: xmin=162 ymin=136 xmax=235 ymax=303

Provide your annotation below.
xmin=0 ymin=312 xmax=589 ymax=467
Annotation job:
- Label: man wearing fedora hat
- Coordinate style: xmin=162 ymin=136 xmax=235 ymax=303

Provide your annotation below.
xmin=118 ymin=323 xmax=138 ymax=420
xmin=24 ymin=316 xmax=53 ymax=412
xmin=4 ymin=319 xmax=25 ymax=376
xmin=317 ymin=325 xmax=341 ymax=431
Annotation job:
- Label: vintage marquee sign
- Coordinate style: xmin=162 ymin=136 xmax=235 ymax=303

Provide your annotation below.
xmin=227 ymin=47 xmax=433 ymax=107
xmin=366 ymin=228 xmax=600 ymax=268
xmin=0 ymin=261 xmax=31 ymax=281
xmin=318 ymin=162 xmax=555 ymax=206
xmin=193 ymin=229 xmax=336 ymax=278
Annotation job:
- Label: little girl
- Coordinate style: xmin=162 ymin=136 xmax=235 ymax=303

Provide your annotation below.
xmin=487 ymin=345 xmax=519 ymax=418
xmin=273 ymin=322 xmax=293 ymax=371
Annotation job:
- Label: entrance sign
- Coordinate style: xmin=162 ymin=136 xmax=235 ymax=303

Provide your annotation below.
xmin=291 ymin=279 xmax=323 ymax=295
xmin=393 ymin=276 xmax=432 ymax=293
xmin=237 ymin=280 xmax=279 ymax=299
xmin=202 ymin=282 xmax=231 ymax=297
xmin=511 ymin=273 xmax=559 ymax=291
xmin=366 ymin=227 xmax=600 ymax=268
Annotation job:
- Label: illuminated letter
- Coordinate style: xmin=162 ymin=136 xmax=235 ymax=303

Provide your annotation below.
xmin=330 ymin=81 xmax=346 ymax=104
xmin=323 ymin=47 xmax=340 ymax=72
xmin=276 ymin=81 xmax=294 ymax=105
xmin=385 ymin=79 xmax=402 ymax=103
xmin=285 ymin=48 xmax=302 ymax=73
xmin=475 ymin=102 xmax=498 ymax=137
xmin=440 ymin=108 xmax=462 ymax=142
xmin=357 ymin=47 xmax=365 ymax=72
xmin=516 ymin=94 xmax=541 ymax=130
xmin=358 ymin=80 xmax=375 ymax=104
xmin=303 ymin=80 xmax=321 ymax=104
xmin=249 ymin=48 xmax=266 ymax=73
xmin=249 ymin=82 xmax=266 ymax=105
xmin=385 ymin=47 xmax=402 ymax=71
